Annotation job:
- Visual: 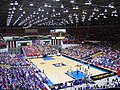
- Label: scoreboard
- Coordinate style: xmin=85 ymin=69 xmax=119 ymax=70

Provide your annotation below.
xmin=50 ymin=29 xmax=66 ymax=45
xmin=50 ymin=29 xmax=66 ymax=39
xmin=18 ymin=42 xmax=30 ymax=46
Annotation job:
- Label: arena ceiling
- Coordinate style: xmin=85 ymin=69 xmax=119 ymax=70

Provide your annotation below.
xmin=0 ymin=0 xmax=120 ymax=28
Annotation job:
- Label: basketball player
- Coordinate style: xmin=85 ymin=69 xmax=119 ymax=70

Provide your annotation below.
xmin=76 ymin=68 xmax=79 ymax=75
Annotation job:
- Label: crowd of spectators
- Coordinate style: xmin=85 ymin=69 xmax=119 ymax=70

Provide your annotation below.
xmin=0 ymin=52 xmax=29 ymax=66
xmin=0 ymin=66 xmax=45 ymax=90
xmin=63 ymin=36 xmax=79 ymax=44
xmin=50 ymin=76 xmax=120 ymax=90
xmin=62 ymin=44 xmax=100 ymax=59
xmin=37 ymin=43 xmax=59 ymax=56
xmin=23 ymin=46 xmax=40 ymax=57
xmin=1 ymin=43 xmax=120 ymax=90
xmin=50 ymin=78 xmax=95 ymax=90
xmin=2 ymin=33 xmax=13 ymax=36
xmin=23 ymin=43 xmax=59 ymax=58
xmin=0 ymin=52 xmax=48 ymax=90
xmin=91 ymin=49 xmax=120 ymax=71
xmin=62 ymin=44 xmax=120 ymax=72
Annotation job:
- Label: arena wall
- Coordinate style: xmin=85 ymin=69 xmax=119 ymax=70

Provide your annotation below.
xmin=61 ymin=44 xmax=79 ymax=49
xmin=0 ymin=48 xmax=8 ymax=52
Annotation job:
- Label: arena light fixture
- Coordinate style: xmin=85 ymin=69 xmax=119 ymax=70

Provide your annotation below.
xmin=41 ymin=9 xmax=44 ymax=11
xmin=94 ymin=8 xmax=99 ymax=12
xmin=51 ymin=14 xmax=53 ymax=17
xmin=48 ymin=5 xmax=52 ymax=7
xmin=73 ymin=6 xmax=79 ymax=10
xmin=41 ymin=15 xmax=44 ymax=17
xmin=95 ymin=17 xmax=98 ymax=20
xmin=92 ymin=12 xmax=95 ymax=15
xmin=23 ymin=11 xmax=26 ymax=14
xmin=38 ymin=8 xmax=41 ymax=11
xmin=30 ymin=14 xmax=33 ymax=17
xmin=7 ymin=15 xmax=12 ymax=26
xmin=85 ymin=0 xmax=92 ymax=5
xmin=61 ymin=4 xmax=64 ymax=8
xmin=14 ymin=1 xmax=18 ymax=5
xmin=13 ymin=17 xmax=20 ymax=26
xmin=75 ymin=17 xmax=79 ymax=21
xmin=68 ymin=14 xmax=72 ymax=18
xmin=64 ymin=9 xmax=68 ymax=13
xmin=73 ymin=6 xmax=76 ymax=10
xmin=46 ymin=12 xmax=49 ymax=15
xmin=114 ymin=14 xmax=118 ymax=17
xmin=8 ymin=15 xmax=11 ymax=17
xmin=56 ymin=0 xmax=60 ymax=1
xmin=104 ymin=9 xmax=107 ymax=12
xmin=10 ymin=2 xmax=14 ymax=6
xmin=36 ymin=12 xmax=39 ymax=15
xmin=9 ymin=7 xmax=12 ymax=10
xmin=113 ymin=10 xmax=117 ymax=13
xmin=44 ymin=3 xmax=48 ymax=7
xmin=52 ymin=9 xmax=55 ymax=12
xmin=21 ymin=14 xmax=23 ymax=17
xmin=97 ymin=15 xmax=100 ymax=18
xmin=28 ymin=16 xmax=30 ymax=19
xmin=33 ymin=11 xmax=36 ymax=15
xmin=81 ymin=19 xmax=85 ymax=22
xmin=70 ymin=0 xmax=75 ymax=3
xmin=13 ymin=6 xmax=16 ymax=10
xmin=88 ymin=17 xmax=91 ymax=21
xmin=33 ymin=15 xmax=35 ymax=18
xmin=11 ymin=10 xmax=14 ymax=14
xmin=11 ymin=14 xmax=13 ymax=17
xmin=103 ymin=15 xmax=107 ymax=18
xmin=100 ymin=13 xmax=104 ymax=16
xmin=55 ymin=12 xmax=60 ymax=15
xmin=85 ymin=2 xmax=92 ymax=5
xmin=108 ymin=3 xmax=114 ymax=8
xmin=73 ymin=13 xmax=76 ymax=16
xmin=19 ymin=7 xmax=23 ymax=11
xmin=76 ymin=6 xmax=79 ymax=9
xmin=8 ymin=11 xmax=11 ymax=14
xmin=30 ymin=2 xmax=33 ymax=6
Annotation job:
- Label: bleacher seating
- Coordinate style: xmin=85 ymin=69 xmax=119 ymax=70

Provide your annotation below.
xmin=37 ymin=43 xmax=59 ymax=56
xmin=62 ymin=44 xmax=100 ymax=60
xmin=23 ymin=46 xmax=40 ymax=57
xmin=0 ymin=52 xmax=49 ymax=90
xmin=91 ymin=49 xmax=120 ymax=71
xmin=62 ymin=44 xmax=120 ymax=72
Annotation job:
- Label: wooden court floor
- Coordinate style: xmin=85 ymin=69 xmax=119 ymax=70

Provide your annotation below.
xmin=30 ymin=56 xmax=106 ymax=84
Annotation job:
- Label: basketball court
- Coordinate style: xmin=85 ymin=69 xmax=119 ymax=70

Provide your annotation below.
xmin=30 ymin=56 xmax=108 ymax=86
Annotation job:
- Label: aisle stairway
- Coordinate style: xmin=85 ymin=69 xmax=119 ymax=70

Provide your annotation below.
xmin=22 ymin=46 xmax=40 ymax=58
xmin=22 ymin=46 xmax=27 ymax=57
xmin=91 ymin=52 xmax=103 ymax=59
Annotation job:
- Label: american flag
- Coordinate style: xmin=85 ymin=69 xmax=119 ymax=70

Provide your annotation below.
xmin=32 ymin=40 xmax=40 ymax=45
